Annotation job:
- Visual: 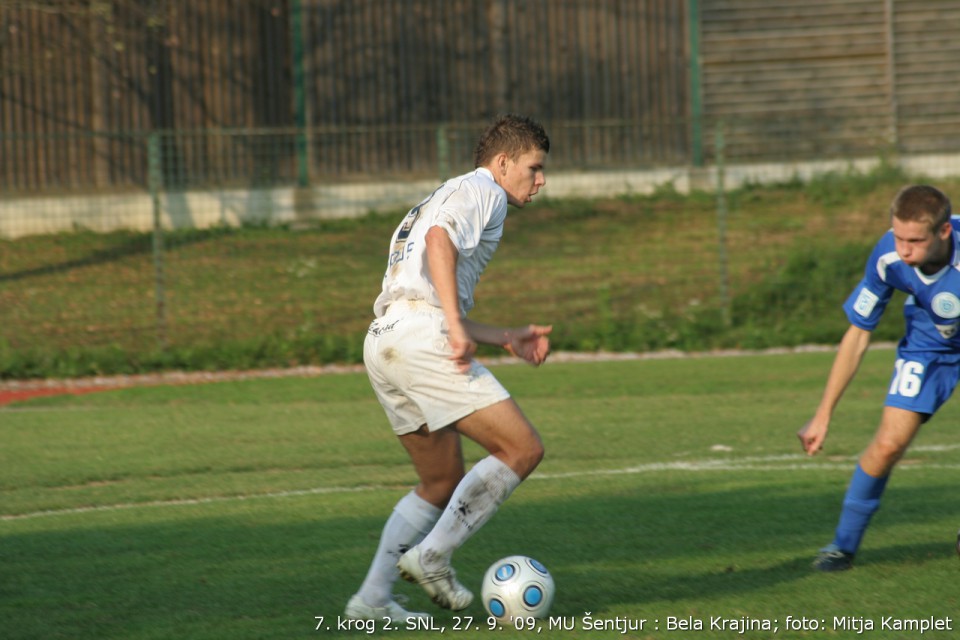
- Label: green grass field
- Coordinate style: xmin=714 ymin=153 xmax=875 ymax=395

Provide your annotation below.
xmin=2 ymin=350 xmax=959 ymax=639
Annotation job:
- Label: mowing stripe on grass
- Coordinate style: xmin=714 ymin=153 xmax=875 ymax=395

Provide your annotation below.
xmin=6 ymin=453 xmax=960 ymax=522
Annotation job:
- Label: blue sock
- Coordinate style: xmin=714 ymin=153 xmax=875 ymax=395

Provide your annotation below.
xmin=833 ymin=464 xmax=889 ymax=554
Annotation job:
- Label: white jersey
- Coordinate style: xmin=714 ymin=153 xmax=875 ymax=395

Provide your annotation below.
xmin=373 ymin=167 xmax=507 ymax=318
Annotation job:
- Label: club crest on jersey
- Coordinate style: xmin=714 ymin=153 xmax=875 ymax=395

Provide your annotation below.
xmin=932 ymin=292 xmax=960 ymax=319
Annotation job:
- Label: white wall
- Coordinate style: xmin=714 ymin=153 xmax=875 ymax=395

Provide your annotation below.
xmin=3 ymin=154 xmax=959 ymax=239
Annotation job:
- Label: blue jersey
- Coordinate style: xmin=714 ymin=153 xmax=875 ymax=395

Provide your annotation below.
xmin=844 ymin=217 xmax=960 ymax=354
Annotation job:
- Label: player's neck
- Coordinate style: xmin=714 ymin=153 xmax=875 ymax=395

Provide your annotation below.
xmin=920 ymin=243 xmax=954 ymax=275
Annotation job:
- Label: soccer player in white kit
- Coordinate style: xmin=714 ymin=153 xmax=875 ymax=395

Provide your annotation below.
xmin=345 ymin=115 xmax=552 ymax=622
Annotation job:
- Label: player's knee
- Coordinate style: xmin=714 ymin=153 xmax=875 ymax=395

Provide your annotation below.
xmin=513 ymin=438 xmax=544 ymax=478
xmin=870 ymin=436 xmax=908 ymax=467
xmin=529 ymin=439 xmax=545 ymax=468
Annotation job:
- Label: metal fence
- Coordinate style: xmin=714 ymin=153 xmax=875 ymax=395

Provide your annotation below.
xmin=4 ymin=1 xmax=960 ymax=195
xmin=0 ymin=0 xmax=690 ymax=192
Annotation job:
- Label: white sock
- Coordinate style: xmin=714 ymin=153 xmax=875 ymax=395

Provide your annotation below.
xmin=419 ymin=456 xmax=521 ymax=568
xmin=357 ymin=490 xmax=441 ymax=606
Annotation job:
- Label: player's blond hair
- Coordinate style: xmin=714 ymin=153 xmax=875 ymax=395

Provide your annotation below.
xmin=473 ymin=114 xmax=550 ymax=168
xmin=890 ymin=185 xmax=952 ymax=230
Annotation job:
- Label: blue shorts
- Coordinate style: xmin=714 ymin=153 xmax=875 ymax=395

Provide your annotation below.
xmin=884 ymin=347 xmax=960 ymax=418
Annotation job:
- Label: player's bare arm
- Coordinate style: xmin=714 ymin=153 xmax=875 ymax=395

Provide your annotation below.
xmin=463 ymin=320 xmax=553 ymax=366
xmin=424 ymin=225 xmax=552 ymax=369
xmin=424 ymin=225 xmax=476 ymax=371
xmin=502 ymin=324 xmax=552 ymax=366
xmin=798 ymin=324 xmax=873 ymax=455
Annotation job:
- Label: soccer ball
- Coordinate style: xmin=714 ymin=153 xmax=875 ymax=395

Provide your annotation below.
xmin=481 ymin=555 xmax=555 ymax=620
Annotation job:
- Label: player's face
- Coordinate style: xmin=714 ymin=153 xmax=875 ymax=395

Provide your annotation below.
xmin=497 ymin=149 xmax=547 ymax=208
xmin=891 ymin=217 xmax=952 ymax=271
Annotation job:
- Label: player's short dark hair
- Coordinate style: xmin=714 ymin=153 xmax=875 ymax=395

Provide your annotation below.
xmin=891 ymin=185 xmax=952 ymax=230
xmin=473 ymin=114 xmax=550 ymax=168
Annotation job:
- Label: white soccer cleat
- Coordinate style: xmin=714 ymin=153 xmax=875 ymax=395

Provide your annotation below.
xmin=397 ymin=545 xmax=474 ymax=611
xmin=344 ymin=593 xmax=432 ymax=624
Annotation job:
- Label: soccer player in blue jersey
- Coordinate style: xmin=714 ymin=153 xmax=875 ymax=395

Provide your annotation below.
xmin=798 ymin=184 xmax=960 ymax=571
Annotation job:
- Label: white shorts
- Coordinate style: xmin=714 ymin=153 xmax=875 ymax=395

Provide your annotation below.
xmin=363 ymin=300 xmax=511 ymax=435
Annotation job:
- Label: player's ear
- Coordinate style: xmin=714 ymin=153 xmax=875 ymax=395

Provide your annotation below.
xmin=937 ymin=220 xmax=953 ymax=240
xmin=496 ymin=152 xmax=509 ymax=176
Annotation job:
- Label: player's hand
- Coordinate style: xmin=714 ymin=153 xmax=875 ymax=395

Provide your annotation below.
xmin=797 ymin=417 xmax=828 ymax=456
xmin=504 ymin=325 xmax=553 ymax=367
xmin=448 ymin=321 xmax=477 ymax=373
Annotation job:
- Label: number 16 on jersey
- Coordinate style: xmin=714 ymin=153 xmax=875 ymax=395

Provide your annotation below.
xmin=889 ymin=359 xmax=924 ymax=398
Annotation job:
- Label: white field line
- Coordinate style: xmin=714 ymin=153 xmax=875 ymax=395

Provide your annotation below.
xmin=0 ymin=486 xmax=378 ymax=522
xmin=911 ymin=443 xmax=960 ymax=452
xmin=5 ymin=452 xmax=960 ymax=523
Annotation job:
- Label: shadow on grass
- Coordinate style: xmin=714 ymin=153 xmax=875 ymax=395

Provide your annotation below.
xmin=0 ymin=227 xmax=235 ymax=284
xmin=0 ymin=479 xmax=955 ymax=638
